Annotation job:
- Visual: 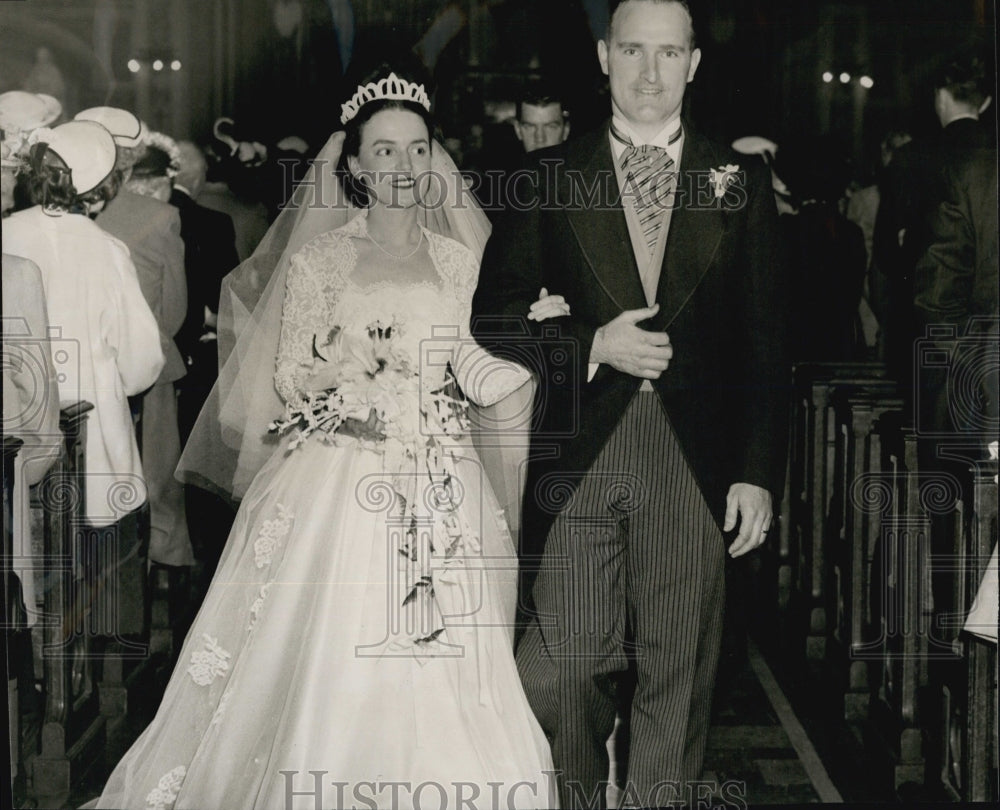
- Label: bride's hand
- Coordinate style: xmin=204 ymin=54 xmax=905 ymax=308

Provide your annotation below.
xmin=527 ymin=287 xmax=571 ymax=322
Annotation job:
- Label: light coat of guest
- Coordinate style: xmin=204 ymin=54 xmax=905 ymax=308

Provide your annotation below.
xmin=3 ymin=121 xmax=164 ymax=636
xmin=2 ymin=252 xmax=62 ymax=626
xmin=2 ymin=122 xmax=164 ymax=527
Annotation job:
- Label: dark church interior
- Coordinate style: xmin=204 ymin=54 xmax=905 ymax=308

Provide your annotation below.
xmin=2 ymin=1 xmax=997 ymax=807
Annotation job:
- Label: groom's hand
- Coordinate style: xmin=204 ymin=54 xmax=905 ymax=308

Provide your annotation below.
xmin=724 ymin=483 xmax=773 ymax=557
xmin=590 ymin=304 xmax=672 ymax=379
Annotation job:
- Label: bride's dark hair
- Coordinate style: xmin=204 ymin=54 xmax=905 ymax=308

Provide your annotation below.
xmin=337 ymin=59 xmax=435 ymax=208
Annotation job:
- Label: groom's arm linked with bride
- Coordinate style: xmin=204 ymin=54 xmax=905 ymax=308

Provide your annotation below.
xmin=470 ymin=1 xmax=789 ymax=807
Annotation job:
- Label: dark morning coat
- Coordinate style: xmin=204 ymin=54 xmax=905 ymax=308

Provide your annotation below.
xmin=472 ymin=119 xmax=790 ymax=569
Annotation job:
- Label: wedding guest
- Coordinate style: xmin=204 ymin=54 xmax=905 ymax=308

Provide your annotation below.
xmin=514 ymin=85 xmax=571 ymax=153
xmin=171 ymin=140 xmax=239 ymax=439
xmin=124 ymin=139 xmax=176 ymax=200
xmin=198 ymin=153 xmax=270 ymax=263
xmin=913 ymin=134 xmax=998 ymax=457
xmin=4 ymin=134 xmax=58 ymax=738
xmin=171 ymin=140 xmax=239 ymax=596
xmin=2 ymin=250 xmax=62 ymax=744
xmin=3 ymin=219 xmax=62 ymax=625
xmin=776 ymin=137 xmax=867 ymax=360
xmin=1 ymin=139 xmax=21 ymax=216
xmin=209 ymin=117 xmax=311 ymax=218
xmin=2 ymin=121 xmax=164 ymax=640
xmin=847 ymin=130 xmax=912 ymax=272
xmin=0 ymin=90 xmax=61 ymax=136
xmin=2 ymin=138 xmax=61 ymax=500
xmin=89 ymin=119 xmax=195 ymax=572
xmin=874 ymin=56 xmax=992 ymax=383
xmin=912 ymin=132 xmax=998 ymax=672
xmin=731 ymin=135 xmax=795 ymax=215
xmin=845 ymin=129 xmax=912 ymax=353
xmin=0 ymin=89 xmax=62 ymax=213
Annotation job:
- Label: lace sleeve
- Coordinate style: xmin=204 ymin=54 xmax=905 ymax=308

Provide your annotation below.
xmin=274 ymin=233 xmax=349 ymax=405
xmin=432 ymin=233 xmax=531 ymax=407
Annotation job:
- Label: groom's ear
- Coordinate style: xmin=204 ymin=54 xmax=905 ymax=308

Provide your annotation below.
xmin=687 ymin=48 xmax=702 ymax=83
xmin=597 ymin=39 xmax=610 ymax=76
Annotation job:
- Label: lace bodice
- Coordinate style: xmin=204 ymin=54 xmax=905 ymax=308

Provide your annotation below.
xmin=275 ymin=214 xmax=527 ymax=409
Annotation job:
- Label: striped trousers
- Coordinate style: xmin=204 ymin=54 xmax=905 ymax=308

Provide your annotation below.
xmin=516 ymin=392 xmax=725 ymax=808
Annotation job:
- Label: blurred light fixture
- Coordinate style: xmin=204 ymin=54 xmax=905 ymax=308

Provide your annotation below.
xmin=152 ymin=59 xmax=164 ymax=71
xmin=840 ymin=72 xmax=851 ymax=84
xmin=822 ymin=71 xmax=834 ymax=83
xmin=860 ymin=75 xmax=874 ymax=89
xmin=127 ymin=59 xmax=141 ymax=73
xmin=171 ymin=60 xmax=182 ymax=71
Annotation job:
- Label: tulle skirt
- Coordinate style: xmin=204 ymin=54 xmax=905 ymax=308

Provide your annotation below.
xmin=95 ymin=434 xmax=555 ymax=810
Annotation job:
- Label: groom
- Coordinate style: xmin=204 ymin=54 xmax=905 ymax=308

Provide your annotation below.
xmin=471 ymin=1 xmax=788 ymax=806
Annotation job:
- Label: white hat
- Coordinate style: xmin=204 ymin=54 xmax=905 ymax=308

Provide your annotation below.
xmin=37 ymin=121 xmax=117 ymax=194
xmin=0 ymin=91 xmax=63 ymax=133
xmin=74 ymin=106 xmax=147 ymax=148
xmin=731 ymin=136 xmax=778 ymax=160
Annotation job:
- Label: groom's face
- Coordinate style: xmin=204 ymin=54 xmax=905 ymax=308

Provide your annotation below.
xmin=599 ymin=1 xmax=701 ymax=136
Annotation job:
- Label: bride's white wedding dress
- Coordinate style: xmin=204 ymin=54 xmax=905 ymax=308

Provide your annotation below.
xmin=95 ymin=215 xmax=555 ymax=810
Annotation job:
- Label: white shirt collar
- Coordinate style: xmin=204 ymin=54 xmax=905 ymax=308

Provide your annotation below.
xmin=609 ymin=114 xmax=684 ymax=164
xmin=173 ymin=183 xmax=193 ymax=198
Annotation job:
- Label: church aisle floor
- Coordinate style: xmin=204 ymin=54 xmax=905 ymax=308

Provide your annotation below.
xmin=65 ymin=648 xmax=175 ymax=810
xmin=66 ymin=641 xmax=849 ymax=809
xmin=61 ymin=619 xmax=872 ymax=809
xmin=703 ymin=638 xmax=840 ymax=806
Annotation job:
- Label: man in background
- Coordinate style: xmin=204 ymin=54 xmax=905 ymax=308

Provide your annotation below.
xmin=513 ymin=85 xmax=571 ymax=153
xmin=170 ymin=141 xmax=240 ymax=634
xmin=171 ymin=141 xmax=239 ymax=440
xmin=874 ymin=56 xmax=992 ymax=385
xmin=470 ymin=84 xmax=571 ymax=526
xmin=913 ymin=121 xmax=998 ymax=451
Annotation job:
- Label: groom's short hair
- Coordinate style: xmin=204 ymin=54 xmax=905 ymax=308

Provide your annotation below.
xmin=606 ymin=0 xmax=697 ymax=49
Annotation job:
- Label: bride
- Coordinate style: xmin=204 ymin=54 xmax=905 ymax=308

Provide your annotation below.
xmin=93 ymin=64 xmax=567 ymax=810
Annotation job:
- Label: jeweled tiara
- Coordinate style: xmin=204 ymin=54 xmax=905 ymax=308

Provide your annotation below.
xmin=340 ymin=73 xmax=431 ymax=125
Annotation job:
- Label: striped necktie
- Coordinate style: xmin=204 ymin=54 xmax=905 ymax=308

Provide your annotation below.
xmin=612 ymin=122 xmax=682 ymax=257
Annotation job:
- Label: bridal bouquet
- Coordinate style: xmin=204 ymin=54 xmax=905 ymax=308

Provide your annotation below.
xmin=269 ymin=319 xmax=477 ymax=648
xmin=268 ymin=318 xmax=469 ymax=450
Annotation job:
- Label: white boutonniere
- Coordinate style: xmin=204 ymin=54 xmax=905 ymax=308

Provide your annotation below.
xmin=710 ymin=164 xmax=740 ymax=199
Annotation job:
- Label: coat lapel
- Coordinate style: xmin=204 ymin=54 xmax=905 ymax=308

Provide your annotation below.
xmin=562 ymin=127 xmax=647 ymax=313
xmin=655 ymin=125 xmax=727 ymax=328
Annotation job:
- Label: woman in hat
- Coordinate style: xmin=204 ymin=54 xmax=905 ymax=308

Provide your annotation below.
xmin=93 ymin=62 xmax=562 ymax=809
xmin=2 ymin=136 xmax=62 ymax=651
xmin=2 ymin=120 xmax=165 ymax=639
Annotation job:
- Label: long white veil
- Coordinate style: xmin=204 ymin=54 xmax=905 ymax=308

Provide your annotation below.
xmin=175 ymin=131 xmax=491 ymax=501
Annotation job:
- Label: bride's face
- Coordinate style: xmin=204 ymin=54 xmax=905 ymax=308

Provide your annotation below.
xmin=348 ymin=107 xmax=432 ymax=209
